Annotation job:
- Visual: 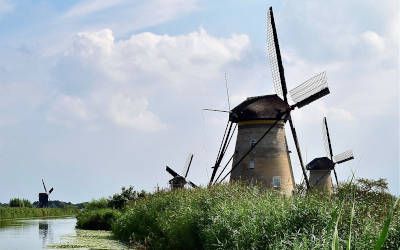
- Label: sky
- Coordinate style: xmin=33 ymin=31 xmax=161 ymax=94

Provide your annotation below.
xmin=0 ymin=0 xmax=398 ymax=203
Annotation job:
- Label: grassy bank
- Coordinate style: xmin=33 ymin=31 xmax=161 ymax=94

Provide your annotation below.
xmin=110 ymin=183 xmax=399 ymax=249
xmin=76 ymin=209 xmax=120 ymax=230
xmin=75 ymin=186 xmax=145 ymax=231
xmin=0 ymin=207 xmax=77 ymax=220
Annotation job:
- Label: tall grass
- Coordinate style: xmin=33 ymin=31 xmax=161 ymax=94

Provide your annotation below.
xmin=76 ymin=209 xmax=120 ymax=230
xmin=0 ymin=207 xmax=77 ymax=220
xmin=112 ymin=183 xmax=399 ymax=250
xmin=9 ymin=198 xmax=32 ymax=208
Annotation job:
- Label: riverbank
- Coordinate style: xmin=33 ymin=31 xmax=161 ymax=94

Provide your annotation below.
xmin=76 ymin=181 xmax=399 ymax=249
xmin=0 ymin=207 xmax=78 ymax=220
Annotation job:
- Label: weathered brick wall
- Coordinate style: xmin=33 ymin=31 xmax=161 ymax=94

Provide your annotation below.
xmin=309 ymin=170 xmax=333 ymax=193
xmin=230 ymin=121 xmax=295 ymax=195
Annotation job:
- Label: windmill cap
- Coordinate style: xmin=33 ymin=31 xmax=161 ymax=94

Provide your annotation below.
xmin=229 ymin=94 xmax=289 ymax=123
xmin=168 ymin=176 xmax=186 ymax=184
xmin=306 ymin=157 xmax=335 ymax=170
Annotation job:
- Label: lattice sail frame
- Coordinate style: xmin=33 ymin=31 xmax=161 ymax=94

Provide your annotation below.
xmin=266 ymin=9 xmax=284 ymax=98
xmin=183 ymin=153 xmax=194 ymax=178
xmin=334 ymin=150 xmax=354 ymax=164
xmin=289 ymin=72 xmax=328 ymax=104
xmin=322 ymin=117 xmax=332 ymax=159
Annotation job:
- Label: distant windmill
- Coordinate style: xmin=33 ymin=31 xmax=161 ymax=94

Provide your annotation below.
xmin=209 ymin=7 xmax=330 ymax=195
xmin=38 ymin=179 xmax=54 ymax=208
xmin=306 ymin=117 xmax=354 ymax=192
xmin=166 ymin=153 xmax=197 ymax=189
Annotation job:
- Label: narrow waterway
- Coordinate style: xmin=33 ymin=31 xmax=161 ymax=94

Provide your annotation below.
xmin=0 ymin=217 xmax=127 ymax=249
xmin=0 ymin=217 xmax=76 ymax=249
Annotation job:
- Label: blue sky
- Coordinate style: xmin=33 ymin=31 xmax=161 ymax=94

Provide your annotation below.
xmin=0 ymin=0 xmax=398 ymax=203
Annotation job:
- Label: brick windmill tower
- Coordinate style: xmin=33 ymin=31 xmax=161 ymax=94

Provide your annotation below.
xmin=306 ymin=117 xmax=354 ymax=193
xmin=209 ymin=7 xmax=331 ymax=195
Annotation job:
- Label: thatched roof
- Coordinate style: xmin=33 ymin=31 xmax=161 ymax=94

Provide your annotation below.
xmin=229 ymin=94 xmax=289 ymax=123
xmin=306 ymin=157 xmax=335 ymax=170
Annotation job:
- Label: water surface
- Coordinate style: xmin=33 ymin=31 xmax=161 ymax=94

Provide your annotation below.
xmin=0 ymin=217 xmax=76 ymax=249
xmin=0 ymin=217 xmax=127 ymax=249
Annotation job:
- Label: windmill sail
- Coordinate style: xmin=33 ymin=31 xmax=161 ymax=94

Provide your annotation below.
xmin=42 ymin=179 xmax=47 ymax=193
xmin=267 ymin=7 xmax=288 ymax=100
xmin=322 ymin=116 xmax=338 ymax=185
xmin=49 ymin=187 xmax=54 ymax=194
xmin=334 ymin=150 xmax=354 ymax=164
xmin=322 ymin=117 xmax=334 ymax=159
xmin=290 ymin=72 xmax=329 ymax=108
xmin=183 ymin=153 xmax=194 ymax=178
xmin=166 ymin=163 xmax=198 ymax=189
xmin=266 ymin=7 xmax=316 ymax=189
xmin=166 ymin=166 xmax=179 ymax=177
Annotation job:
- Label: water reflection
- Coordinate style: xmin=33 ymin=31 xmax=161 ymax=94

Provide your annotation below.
xmin=0 ymin=217 xmax=76 ymax=249
xmin=39 ymin=221 xmax=54 ymax=247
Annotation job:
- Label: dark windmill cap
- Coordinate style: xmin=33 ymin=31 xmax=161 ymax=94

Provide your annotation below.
xmin=169 ymin=176 xmax=186 ymax=184
xmin=229 ymin=94 xmax=289 ymax=123
xmin=306 ymin=157 xmax=335 ymax=170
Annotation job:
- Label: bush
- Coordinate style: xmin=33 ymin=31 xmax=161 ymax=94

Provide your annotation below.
xmin=9 ymin=198 xmax=32 ymax=208
xmin=108 ymin=186 xmax=147 ymax=209
xmin=84 ymin=198 xmax=109 ymax=210
xmin=76 ymin=209 xmax=121 ymax=230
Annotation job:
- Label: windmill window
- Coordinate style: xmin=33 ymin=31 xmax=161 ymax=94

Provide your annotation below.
xmin=272 ymin=176 xmax=281 ymax=188
xmin=249 ymin=159 xmax=255 ymax=169
xmin=250 ymin=139 xmax=257 ymax=148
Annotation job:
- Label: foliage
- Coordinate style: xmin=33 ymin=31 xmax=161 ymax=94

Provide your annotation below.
xmin=108 ymin=186 xmax=147 ymax=209
xmin=76 ymin=209 xmax=120 ymax=230
xmin=0 ymin=207 xmax=77 ymax=220
xmin=84 ymin=198 xmax=109 ymax=210
xmin=31 ymin=200 xmax=83 ymax=209
xmin=111 ymin=180 xmax=399 ymax=250
xmin=374 ymin=198 xmax=399 ymax=249
xmin=9 ymin=198 xmax=32 ymax=208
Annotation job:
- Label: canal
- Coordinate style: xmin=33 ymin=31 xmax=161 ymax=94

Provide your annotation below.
xmin=0 ymin=217 xmax=127 ymax=249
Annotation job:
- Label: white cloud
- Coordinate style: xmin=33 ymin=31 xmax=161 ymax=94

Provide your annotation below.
xmin=49 ymin=28 xmax=250 ymax=131
xmin=108 ymin=94 xmax=165 ymax=131
xmin=70 ymin=29 xmax=115 ymax=57
xmin=47 ymin=95 xmax=91 ymax=127
xmin=360 ymin=31 xmax=385 ymax=52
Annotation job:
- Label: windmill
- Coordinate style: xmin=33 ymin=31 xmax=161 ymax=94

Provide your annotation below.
xmin=306 ymin=117 xmax=354 ymax=192
xmin=208 ymin=7 xmax=330 ymax=195
xmin=38 ymin=179 xmax=54 ymax=208
xmin=166 ymin=153 xmax=198 ymax=189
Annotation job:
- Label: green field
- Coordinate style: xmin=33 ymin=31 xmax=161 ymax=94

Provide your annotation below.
xmin=0 ymin=207 xmax=78 ymax=220
xmin=76 ymin=180 xmax=399 ymax=249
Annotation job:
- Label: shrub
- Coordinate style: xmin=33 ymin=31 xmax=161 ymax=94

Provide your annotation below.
xmin=76 ymin=209 xmax=120 ymax=230
xmin=84 ymin=198 xmax=109 ymax=210
xmin=108 ymin=186 xmax=147 ymax=209
xmin=9 ymin=198 xmax=32 ymax=208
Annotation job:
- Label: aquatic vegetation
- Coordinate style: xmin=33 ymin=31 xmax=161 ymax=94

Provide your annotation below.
xmin=48 ymin=229 xmax=128 ymax=249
